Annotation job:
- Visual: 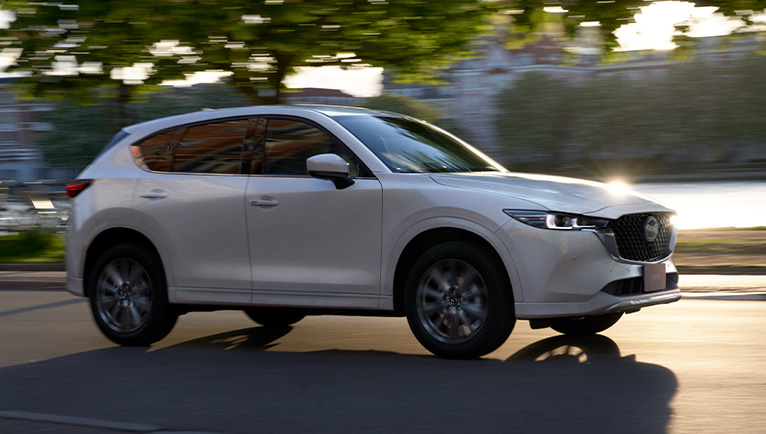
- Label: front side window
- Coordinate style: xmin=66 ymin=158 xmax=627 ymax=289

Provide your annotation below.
xmin=335 ymin=115 xmax=506 ymax=174
xmin=255 ymin=118 xmax=360 ymax=177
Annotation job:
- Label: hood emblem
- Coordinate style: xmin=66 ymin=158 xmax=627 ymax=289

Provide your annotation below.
xmin=644 ymin=216 xmax=660 ymax=242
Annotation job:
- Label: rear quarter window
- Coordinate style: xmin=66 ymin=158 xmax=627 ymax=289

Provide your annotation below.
xmin=134 ymin=119 xmax=248 ymax=174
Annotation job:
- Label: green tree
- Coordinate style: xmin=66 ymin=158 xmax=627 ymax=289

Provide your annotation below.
xmin=1 ymin=1 xmax=199 ymax=125
xmin=1 ymin=0 xmax=496 ymax=106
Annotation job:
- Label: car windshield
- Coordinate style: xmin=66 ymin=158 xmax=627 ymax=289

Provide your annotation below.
xmin=334 ymin=115 xmax=506 ymax=173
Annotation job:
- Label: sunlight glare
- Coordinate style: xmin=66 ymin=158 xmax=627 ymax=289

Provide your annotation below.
xmin=612 ymin=1 xmax=755 ymax=52
xmin=606 ymin=180 xmax=632 ymax=195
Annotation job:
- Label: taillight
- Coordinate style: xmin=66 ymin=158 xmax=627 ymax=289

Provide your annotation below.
xmin=66 ymin=180 xmax=92 ymax=198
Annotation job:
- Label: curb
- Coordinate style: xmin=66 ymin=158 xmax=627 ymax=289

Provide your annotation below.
xmin=0 ymin=263 xmax=65 ymax=271
xmin=682 ymin=292 xmax=766 ymax=301
xmin=677 ymin=266 xmax=766 ymax=276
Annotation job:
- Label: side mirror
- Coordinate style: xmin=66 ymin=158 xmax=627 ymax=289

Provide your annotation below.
xmin=306 ymin=154 xmax=355 ymax=190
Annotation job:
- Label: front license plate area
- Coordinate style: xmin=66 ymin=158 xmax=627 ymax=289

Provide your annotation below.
xmin=643 ymin=262 xmax=667 ymax=292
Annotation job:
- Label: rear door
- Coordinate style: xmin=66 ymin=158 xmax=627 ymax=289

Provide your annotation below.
xmin=132 ymin=119 xmax=252 ymax=302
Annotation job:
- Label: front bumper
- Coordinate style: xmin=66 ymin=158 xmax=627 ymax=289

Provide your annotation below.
xmin=66 ymin=274 xmax=85 ymax=297
xmin=496 ymin=218 xmax=681 ymax=319
xmin=515 ymin=287 xmax=681 ymax=319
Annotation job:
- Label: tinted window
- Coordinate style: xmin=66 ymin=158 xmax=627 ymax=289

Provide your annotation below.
xmin=259 ymin=118 xmax=358 ymax=176
xmin=173 ymin=120 xmax=248 ymax=174
xmin=335 ymin=116 xmax=505 ymax=173
xmin=137 ymin=120 xmax=248 ymax=174
xmin=138 ymin=130 xmax=177 ymax=172
xmin=244 ymin=118 xmax=267 ymax=175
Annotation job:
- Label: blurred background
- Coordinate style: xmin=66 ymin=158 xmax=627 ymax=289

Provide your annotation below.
xmin=0 ymin=0 xmax=763 ymax=269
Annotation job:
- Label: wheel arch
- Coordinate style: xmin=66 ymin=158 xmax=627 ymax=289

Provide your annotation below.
xmin=391 ymin=226 xmax=518 ymax=315
xmin=83 ymin=227 xmax=164 ymax=297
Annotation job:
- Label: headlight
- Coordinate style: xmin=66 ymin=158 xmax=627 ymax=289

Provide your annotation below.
xmin=504 ymin=210 xmax=610 ymax=231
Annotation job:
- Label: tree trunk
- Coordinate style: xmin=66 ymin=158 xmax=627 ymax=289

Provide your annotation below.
xmin=116 ymin=83 xmax=130 ymax=130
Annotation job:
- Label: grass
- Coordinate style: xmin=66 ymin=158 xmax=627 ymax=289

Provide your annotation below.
xmin=673 ymin=228 xmax=765 ymax=272
xmin=0 ymin=230 xmax=66 ymax=263
xmin=675 ymin=239 xmax=765 ymax=254
xmin=675 ymin=228 xmax=766 ymax=255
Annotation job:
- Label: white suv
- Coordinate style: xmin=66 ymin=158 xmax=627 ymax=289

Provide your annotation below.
xmin=65 ymin=105 xmax=680 ymax=358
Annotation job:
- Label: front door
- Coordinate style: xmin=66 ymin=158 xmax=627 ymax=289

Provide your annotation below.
xmin=244 ymin=117 xmax=383 ymax=299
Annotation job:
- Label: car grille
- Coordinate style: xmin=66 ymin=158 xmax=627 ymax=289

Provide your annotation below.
xmin=610 ymin=213 xmax=674 ymax=262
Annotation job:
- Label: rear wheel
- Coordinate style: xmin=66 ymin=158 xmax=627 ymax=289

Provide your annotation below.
xmin=89 ymin=244 xmax=177 ymax=346
xmin=404 ymin=241 xmax=515 ymax=359
xmin=244 ymin=308 xmax=305 ymax=327
xmin=550 ymin=312 xmax=623 ymax=336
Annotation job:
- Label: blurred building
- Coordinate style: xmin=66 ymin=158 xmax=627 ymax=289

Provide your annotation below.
xmin=0 ymin=79 xmax=54 ymax=182
xmin=381 ymin=34 xmax=764 ymax=156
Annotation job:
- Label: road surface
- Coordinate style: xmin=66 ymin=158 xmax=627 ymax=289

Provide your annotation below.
xmin=1 ymin=288 xmax=765 ymax=433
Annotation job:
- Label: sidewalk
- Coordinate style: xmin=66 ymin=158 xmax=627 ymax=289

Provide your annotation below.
xmin=0 ymin=265 xmax=66 ymax=290
xmin=2 ymin=263 xmax=765 ymax=295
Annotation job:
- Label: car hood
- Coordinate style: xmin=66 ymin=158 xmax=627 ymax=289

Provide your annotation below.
xmin=430 ymin=172 xmax=673 ymax=217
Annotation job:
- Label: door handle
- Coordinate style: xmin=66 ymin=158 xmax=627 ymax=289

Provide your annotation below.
xmin=250 ymin=199 xmax=279 ymax=207
xmin=139 ymin=191 xmax=169 ymax=200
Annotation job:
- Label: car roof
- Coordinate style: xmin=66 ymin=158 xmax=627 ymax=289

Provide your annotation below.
xmin=121 ymin=104 xmax=403 ymax=137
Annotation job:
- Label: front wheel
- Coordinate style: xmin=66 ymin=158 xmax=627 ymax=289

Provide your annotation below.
xmin=550 ymin=312 xmax=623 ymax=336
xmin=404 ymin=242 xmax=515 ymax=359
xmin=89 ymin=244 xmax=177 ymax=346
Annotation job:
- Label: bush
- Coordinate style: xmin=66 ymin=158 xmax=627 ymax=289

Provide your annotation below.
xmin=0 ymin=230 xmax=64 ymax=263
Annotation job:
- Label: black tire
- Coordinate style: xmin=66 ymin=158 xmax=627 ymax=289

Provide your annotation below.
xmin=404 ymin=241 xmax=516 ymax=359
xmin=244 ymin=307 xmax=305 ymax=327
xmin=88 ymin=243 xmax=177 ymax=346
xmin=550 ymin=312 xmax=623 ymax=336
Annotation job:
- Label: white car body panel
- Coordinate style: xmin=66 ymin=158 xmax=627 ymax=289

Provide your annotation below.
xmin=245 ymin=176 xmax=383 ymax=297
xmin=133 ymin=174 xmax=251 ymax=290
xmin=430 ymin=172 xmax=673 ymax=216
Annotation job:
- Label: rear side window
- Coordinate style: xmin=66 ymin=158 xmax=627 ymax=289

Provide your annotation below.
xmin=136 ymin=119 xmax=248 ymax=174
xmin=174 ymin=120 xmax=247 ymax=174
xmin=138 ymin=130 xmax=176 ymax=172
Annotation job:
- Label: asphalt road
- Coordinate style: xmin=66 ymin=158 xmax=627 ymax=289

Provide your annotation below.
xmin=1 ymin=288 xmax=765 ymax=434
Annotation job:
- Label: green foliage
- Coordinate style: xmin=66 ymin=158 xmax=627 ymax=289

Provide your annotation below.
xmin=507 ymin=0 xmax=766 ymax=51
xmin=495 ymin=55 xmax=766 ymax=176
xmin=0 ymin=230 xmax=64 ymax=263
xmin=3 ymin=0 xmax=763 ymax=107
xmin=2 ymin=0 xmax=497 ymax=106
